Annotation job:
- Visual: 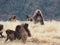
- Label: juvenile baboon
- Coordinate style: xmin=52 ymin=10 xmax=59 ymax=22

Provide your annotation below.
xmin=26 ymin=15 xmax=33 ymax=21
xmin=8 ymin=15 xmax=16 ymax=21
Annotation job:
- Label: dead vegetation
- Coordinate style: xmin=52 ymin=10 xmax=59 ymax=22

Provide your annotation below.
xmin=0 ymin=20 xmax=60 ymax=45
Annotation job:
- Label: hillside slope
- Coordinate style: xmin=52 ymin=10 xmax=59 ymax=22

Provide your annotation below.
xmin=0 ymin=0 xmax=60 ymax=20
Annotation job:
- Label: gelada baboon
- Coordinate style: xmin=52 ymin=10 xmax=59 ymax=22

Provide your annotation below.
xmin=15 ymin=23 xmax=29 ymax=43
xmin=33 ymin=9 xmax=44 ymax=25
xmin=26 ymin=15 xmax=33 ymax=21
xmin=0 ymin=24 xmax=5 ymax=38
xmin=8 ymin=15 xmax=16 ymax=21
xmin=16 ymin=23 xmax=31 ymax=37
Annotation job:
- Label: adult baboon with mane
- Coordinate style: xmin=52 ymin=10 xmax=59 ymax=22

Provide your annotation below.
xmin=33 ymin=9 xmax=44 ymax=25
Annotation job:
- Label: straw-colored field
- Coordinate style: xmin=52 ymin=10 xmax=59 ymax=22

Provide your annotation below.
xmin=0 ymin=20 xmax=60 ymax=45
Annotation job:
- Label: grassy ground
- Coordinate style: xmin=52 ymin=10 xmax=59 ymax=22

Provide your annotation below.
xmin=0 ymin=20 xmax=60 ymax=45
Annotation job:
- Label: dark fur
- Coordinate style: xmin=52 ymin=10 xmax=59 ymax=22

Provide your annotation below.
xmin=0 ymin=24 xmax=5 ymax=38
xmin=5 ymin=29 xmax=21 ymax=42
xmin=15 ymin=25 xmax=21 ymax=40
xmin=23 ymin=23 xmax=31 ymax=37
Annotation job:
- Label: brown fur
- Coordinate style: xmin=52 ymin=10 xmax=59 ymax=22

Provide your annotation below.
xmin=8 ymin=15 xmax=16 ymax=21
xmin=23 ymin=23 xmax=31 ymax=37
xmin=15 ymin=23 xmax=31 ymax=43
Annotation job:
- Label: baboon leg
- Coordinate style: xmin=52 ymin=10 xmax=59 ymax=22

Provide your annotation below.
xmin=5 ymin=37 xmax=9 ymax=42
xmin=21 ymin=35 xmax=27 ymax=43
xmin=5 ymin=35 xmax=10 ymax=42
xmin=0 ymin=32 xmax=5 ymax=38
xmin=1 ymin=34 xmax=5 ymax=38
xmin=40 ymin=20 xmax=44 ymax=25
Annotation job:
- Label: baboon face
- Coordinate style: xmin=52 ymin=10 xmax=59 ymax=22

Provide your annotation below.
xmin=26 ymin=15 xmax=33 ymax=21
xmin=37 ymin=10 xmax=41 ymax=14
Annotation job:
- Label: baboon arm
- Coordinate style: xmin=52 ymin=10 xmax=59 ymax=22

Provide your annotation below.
xmin=5 ymin=35 xmax=9 ymax=42
xmin=26 ymin=29 xmax=31 ymax=37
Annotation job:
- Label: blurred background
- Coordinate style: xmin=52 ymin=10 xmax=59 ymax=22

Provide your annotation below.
xmin=0 ymin=0 xmax=60 ymax=21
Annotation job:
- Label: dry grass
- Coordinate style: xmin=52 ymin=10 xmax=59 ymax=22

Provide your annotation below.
xmin=0 ymin=20 xmax=60 ymax=45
